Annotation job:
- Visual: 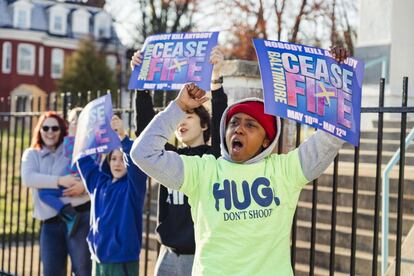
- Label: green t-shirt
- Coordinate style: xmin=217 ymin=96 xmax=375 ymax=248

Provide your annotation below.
xmin=180 ymin=149 xmax=308 ymax=276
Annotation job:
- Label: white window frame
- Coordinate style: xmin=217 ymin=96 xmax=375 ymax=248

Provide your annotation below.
xmin=38 ymin=47 xmax=44 ymax=76
xmin=2 ymin=42 xmax=12 ymax=74
xmin=94 ymin=12 xmax=111 ymax=39
xmin=49 ymin=5 xmax=68 ymax=35
xmin=72 ymin=9 xmax=90 ymax=34
xmin=17 ymin=43 xmax=35 ymax=75
xmin=51 ymin=48 xmax=64 ymax=79
xmin=13 ymin=1 xmax=32 ymax=29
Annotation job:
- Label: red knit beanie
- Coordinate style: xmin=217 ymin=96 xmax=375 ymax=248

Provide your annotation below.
xmin=226 ymin=101 xmax=276 ymax=141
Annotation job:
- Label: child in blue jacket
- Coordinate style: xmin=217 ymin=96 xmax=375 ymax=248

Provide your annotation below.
xmin=77 ymin=115 xmax=147 ymax=275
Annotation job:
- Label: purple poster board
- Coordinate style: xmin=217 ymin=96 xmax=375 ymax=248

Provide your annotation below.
xmin=128 ymin=32 xmax=219 ymax=91
xmin=72 ymin=94 xmax=121 ymax=164
xmin=253 ymin=39 xmax=364 ymax=146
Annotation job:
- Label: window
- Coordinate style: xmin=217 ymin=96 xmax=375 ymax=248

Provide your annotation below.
xmin=106 ymin=55 xmax=117 ymax=71
xmin=13 ymin=1 xmax=32 ymax=29
xmin=72 ymin=9 xmax=90 ymax=34
xmin=17 ymin=10 xmax=27 ymax=28
xmin=51 ymin=48 xmax=64 ymax=79
xmin=98 ymin=27 xmax=106 ymax=37
xmin=49 ymin=5 xmax=68 ymax=35
xmin=38 ymin=47 xmax=44 ymax=76
xmin=2 ymin=42 xmax=12 ymax=74
xmin=53 ymin=15 xmax=63 ymax=32
xmin=17 ymin=44 xmax=35 ymax=75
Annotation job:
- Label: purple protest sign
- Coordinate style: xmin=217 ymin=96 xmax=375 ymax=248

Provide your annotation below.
xmin=72 ymin=94 xmax=121 ymax=164
xmin=253 ymin=39 xmax=364 ymax=146
xmin=128 ymin=32 xmax=219 ymax=91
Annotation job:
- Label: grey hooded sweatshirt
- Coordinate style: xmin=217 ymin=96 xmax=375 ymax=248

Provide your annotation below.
xmin=131 ymin=97 xmax=344 ymax=190
xmin=131 ymin=97 xmax=344 ymax=275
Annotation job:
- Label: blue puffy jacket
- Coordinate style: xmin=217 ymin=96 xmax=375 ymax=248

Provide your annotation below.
xmin=77 ymin=136 xmax=147 ymax=263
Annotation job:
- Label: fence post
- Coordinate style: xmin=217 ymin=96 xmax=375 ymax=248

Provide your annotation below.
xmin=395 ymin=77 xmax=408 ymax=276
xmin=374 ymin=78 xmax=385 ymax=275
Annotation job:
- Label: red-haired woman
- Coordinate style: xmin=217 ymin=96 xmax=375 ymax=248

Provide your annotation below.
xmin=21 ymin=111 xmax=91 ymax=276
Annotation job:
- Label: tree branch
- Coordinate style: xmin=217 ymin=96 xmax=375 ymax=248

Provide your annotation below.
xmin=290 ymin=0 xmax=308 ymax=43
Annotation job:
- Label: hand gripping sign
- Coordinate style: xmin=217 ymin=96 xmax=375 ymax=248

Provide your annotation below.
xmin=128 ymin=32 xmax=219 ymax=91
xmin=253 ymin=39 xmax=364 ymax=146
xmin=72 ymin=94 xmax=121 ymax=165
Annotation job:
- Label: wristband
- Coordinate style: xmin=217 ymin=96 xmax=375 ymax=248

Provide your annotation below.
xmin=211 ymin=76 xmax=223 ymax=84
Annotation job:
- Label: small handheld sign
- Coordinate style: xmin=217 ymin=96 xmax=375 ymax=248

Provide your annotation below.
xmin=72 ymin=94 xmax=121 ymax=164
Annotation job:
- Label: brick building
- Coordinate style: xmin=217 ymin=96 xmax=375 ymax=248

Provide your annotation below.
xmin=0 ymin=0 xmax=125 ymax=103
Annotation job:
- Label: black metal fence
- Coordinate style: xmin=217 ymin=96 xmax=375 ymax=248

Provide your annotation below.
xmin=0 ymin=78 xmax=413 ymax=275
xmin=287 ymin=77 xmax=414 ymax=276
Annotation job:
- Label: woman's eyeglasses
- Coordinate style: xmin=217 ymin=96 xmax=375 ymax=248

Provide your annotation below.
xmin=41 ymin=125 xmax=60 ymax=132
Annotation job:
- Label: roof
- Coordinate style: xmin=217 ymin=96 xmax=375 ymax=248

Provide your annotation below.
xmin=0 ymin=0 xmax=12 ymax=26
xmin=0 ymin=0 xmax=121 ymax=44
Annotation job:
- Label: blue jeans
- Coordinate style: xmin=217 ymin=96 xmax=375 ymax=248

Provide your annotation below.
xmin=40 ymin=210 xmax=91 ymax=276
xmin=38 ymin=188 xmax=65 ymax=211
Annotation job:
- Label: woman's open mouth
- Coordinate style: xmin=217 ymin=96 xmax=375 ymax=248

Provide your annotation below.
xmin=231 ymin=138 xmax=243 ymax=152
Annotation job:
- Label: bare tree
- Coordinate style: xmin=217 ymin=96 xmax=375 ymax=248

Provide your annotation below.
xmin=330 ymin=0 xmax=338 ymax=45
xmin=274 ymin=0 xmax=287 ymax=40
xmin=289 ymin=0 xmax=309 ymax=43
xmin=342 ymin=14 xmax=356 ymax=55
xmin=143 ymin=0 xmax=196 ymax=39
xmin=335 ymin=0 xmax=357 ymax=55
xmin=221 ymin=0 xmax=269 ymax=60
xmin=220 ymin=0 xmax=357 ymax=60
xmin=276 ymin=0 xmax=328 ymax=44
xmin=110 ymin=0 xmax=199 ymax=47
